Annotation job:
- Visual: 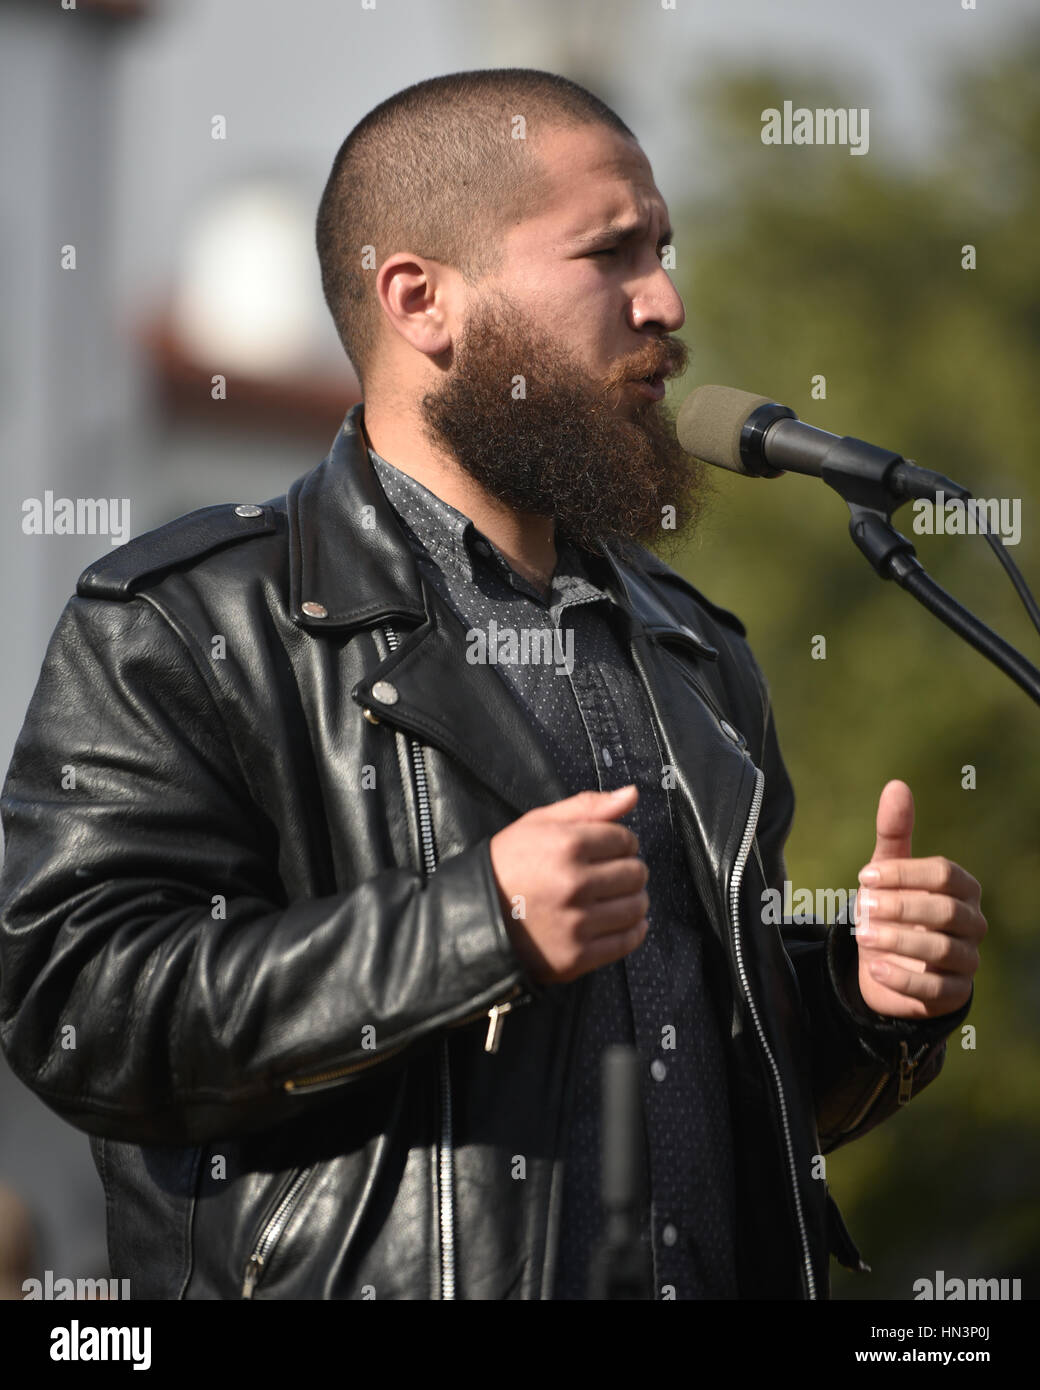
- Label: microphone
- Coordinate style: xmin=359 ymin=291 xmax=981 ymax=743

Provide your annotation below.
xmin=676 ymin=384 xmax=960 ymax=503
xmin=676 ymin=390 xmax=1040 ymax=704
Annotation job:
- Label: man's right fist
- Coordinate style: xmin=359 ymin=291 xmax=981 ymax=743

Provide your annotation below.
xmin=488 ymin=784 xmax=650 ymax=986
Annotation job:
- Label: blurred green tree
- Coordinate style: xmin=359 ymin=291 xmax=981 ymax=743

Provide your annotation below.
xmin=664 ymin=30 xmax=1040 ymax=1299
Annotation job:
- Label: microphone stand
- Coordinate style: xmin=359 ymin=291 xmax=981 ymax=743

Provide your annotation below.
xmin=587 ymin=1045 xmax=653 ymax=1299
xmin=808 ymin=435 xmax=1040 ymax=708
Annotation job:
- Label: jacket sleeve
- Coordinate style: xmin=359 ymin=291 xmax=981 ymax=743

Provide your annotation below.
xmin=0 ymin=593 xmax=535 ymax=1147
xmin=747 ymin=646 xmax=972 ymax=1155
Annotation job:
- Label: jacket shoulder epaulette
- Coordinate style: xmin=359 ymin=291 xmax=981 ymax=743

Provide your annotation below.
xmin=76 ymin=502 xmax=279 ymax=601
xmin=634 ymin=546 xmax=748 ymax=638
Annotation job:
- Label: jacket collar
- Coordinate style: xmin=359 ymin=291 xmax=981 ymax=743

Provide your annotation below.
xmin=284 ymin=404 xmax=751 ymax=829
xmin=287 ymin=403 xmax=429 ymax=631
xmin=288 ymin=402 xmax=721 ymax=662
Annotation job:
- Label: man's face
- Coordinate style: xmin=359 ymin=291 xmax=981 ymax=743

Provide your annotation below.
xmin=419 ymin=122 xmax=712 ymax=558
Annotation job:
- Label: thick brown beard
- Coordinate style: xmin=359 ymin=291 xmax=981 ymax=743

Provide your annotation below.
xmin=418 ymin=291 xmax=714 ymax=563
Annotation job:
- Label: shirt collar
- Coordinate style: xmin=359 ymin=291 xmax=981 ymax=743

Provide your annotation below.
xmin=368 ymin=447 xmax=616 ymax=611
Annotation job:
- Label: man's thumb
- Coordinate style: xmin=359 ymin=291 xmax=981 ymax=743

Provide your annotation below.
xmin=540 ymin=784 xmax=638 ymax=821
xmin=870 ymin=779 xmax=914 ymax=863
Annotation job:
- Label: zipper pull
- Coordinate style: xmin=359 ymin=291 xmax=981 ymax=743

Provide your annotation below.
xmin=242 ymin=1253 xmax=264 ymax=1299
xmin=484 ymin=1001 xmax=514 ymax=1053
xmin=897 ymin=1040 xmax=915 ymax=1105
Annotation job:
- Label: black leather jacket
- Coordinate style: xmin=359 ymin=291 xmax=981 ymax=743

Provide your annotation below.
xmin=0 ymin=403 xmax=969 ymax=1300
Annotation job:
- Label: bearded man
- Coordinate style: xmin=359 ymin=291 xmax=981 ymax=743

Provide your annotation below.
xmin=0 ymin=68 xmax=984 ymax=1301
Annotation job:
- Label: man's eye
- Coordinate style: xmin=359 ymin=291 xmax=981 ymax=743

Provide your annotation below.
xmin=589 ymin=246 xmax=618 ymax=257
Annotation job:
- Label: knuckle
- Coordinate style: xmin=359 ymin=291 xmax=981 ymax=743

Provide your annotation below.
xmin=564 ymin=826 xmax=587 ymax=860
xmin=935 ymin=856 xmax=956 ymax=887
xmin=562 ymin=905 xmax=586 ymax=940
xmin=624 ymin=862 xmax=645 ymax=893
xmin=559 ymin=869 xmax=585 ymax=908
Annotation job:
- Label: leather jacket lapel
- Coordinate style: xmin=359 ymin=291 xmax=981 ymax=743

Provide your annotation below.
xmin=353 ymin=585 xmax=573 ymax=816
xmin=287 ymin=404 xmax=570 ymax=816
xmin=287 ymin=404 xmax=428 ymax=630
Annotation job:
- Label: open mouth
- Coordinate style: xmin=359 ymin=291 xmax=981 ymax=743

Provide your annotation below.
xmin=629 ymin=372 xmax=667 ymax=400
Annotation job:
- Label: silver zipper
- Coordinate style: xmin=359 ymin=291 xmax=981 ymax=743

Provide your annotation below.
xmin=383 ymin=623 xmax=455 ymax=1302
xmin=898 ymin=1040 xmax=930 ymax=1105
xmin=625 ymin=633 xmax=815 ymax=1295
xmin=730 ymin=766 xmax=817 ymax=1300
xmin=242 ymin=1166 xmax=313 ymax=1298
xmin=837 ymin=1028 xmax=933 ymax=1136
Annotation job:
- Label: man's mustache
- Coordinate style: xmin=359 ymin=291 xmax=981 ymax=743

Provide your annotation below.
xmin=600 ymin=337 xmax=690 ymax=395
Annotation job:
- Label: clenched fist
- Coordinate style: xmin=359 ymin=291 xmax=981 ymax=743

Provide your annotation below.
xmin=489 ymin=784 xmax=650 ymax=986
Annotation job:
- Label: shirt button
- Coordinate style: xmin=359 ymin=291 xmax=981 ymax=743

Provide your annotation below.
xmin=650 ymin=1059 xmax=667 ymax=1082
xmin=602 ymin=747 xmax=613 ymax=767
xmin=662 ymin=1223 xmax=678 ymax=1247
xmin=474 ymin=539 xmax=491 ymax=556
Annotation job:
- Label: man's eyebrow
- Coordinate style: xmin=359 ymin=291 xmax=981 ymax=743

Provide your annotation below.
xmin=567 ymin=218 xmax=674 ymax=249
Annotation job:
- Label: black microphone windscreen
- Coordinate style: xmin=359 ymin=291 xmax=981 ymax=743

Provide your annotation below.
xmin=676 ymin=385 xmax=775 ymax=473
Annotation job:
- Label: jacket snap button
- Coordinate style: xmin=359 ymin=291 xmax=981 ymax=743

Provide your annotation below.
xmin=301 ymin=601 xmax=328 ymax=618
xmin=234 ymin=504 xmax=262 ymax=518
xmin=371 ymin=680 xmax=398 ymax=705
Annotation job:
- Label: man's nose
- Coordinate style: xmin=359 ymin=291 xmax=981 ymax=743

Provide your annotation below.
xmin=629 ymin=265 xmax=685 ymax=334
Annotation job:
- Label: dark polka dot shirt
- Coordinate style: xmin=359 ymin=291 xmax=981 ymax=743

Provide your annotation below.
xmin=369 ymin=447 xmax=738 ymax=1301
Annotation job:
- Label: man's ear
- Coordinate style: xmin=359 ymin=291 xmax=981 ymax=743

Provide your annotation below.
xmin=375 ymin=252 xmax=457 ymax=360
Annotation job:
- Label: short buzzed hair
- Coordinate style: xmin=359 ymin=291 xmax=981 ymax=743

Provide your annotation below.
xmin=316 ymin=68 xmax=637 ymax=389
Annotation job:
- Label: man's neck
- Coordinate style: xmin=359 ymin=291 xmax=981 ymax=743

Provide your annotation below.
xmin=362 ymin=398 xmax=558 ymax=596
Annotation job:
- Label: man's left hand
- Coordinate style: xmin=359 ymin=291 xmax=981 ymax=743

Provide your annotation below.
xmin=853 ymin=780 xmax=986 ymax=1020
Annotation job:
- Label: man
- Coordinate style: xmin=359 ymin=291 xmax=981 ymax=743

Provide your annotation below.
xmin=0 ymin=69 xmax=985 ymax=1301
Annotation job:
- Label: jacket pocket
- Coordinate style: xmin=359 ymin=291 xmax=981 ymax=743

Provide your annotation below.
xmin=241 ymin=1166 xmax=315 ymax=1299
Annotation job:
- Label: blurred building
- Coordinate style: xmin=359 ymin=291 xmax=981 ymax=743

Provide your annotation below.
xmin=0 ymin=0 xmax=360 ymax=1285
